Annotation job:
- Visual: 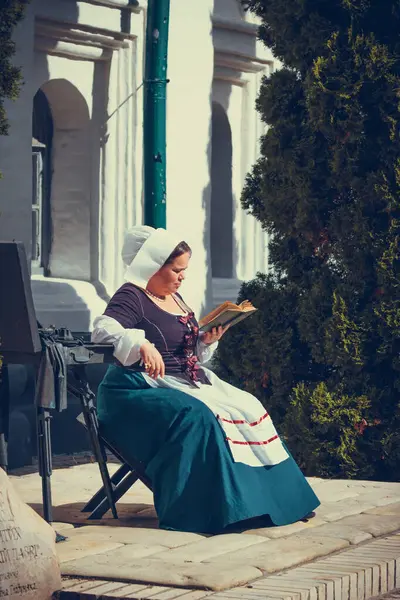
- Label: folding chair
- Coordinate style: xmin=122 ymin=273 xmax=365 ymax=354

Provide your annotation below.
xmin=75 ymin=394 xmax=153 ymax=521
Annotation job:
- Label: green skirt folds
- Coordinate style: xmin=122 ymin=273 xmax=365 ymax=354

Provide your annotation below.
xmin=97 ymin=365 xmax=320 ymax=534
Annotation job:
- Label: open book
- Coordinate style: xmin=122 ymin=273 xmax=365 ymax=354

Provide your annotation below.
xmin=199 ymin=300 xmax=258 ymax=333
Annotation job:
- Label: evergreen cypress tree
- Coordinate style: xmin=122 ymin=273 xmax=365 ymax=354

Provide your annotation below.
xmin=215 ymin=0 xmax=400 ymax=480
xmin=0 ymin=1 xmax=29 ymax=140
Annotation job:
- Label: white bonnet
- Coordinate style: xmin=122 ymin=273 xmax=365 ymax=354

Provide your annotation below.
xmin=121 ymin=225 xmax=154 ymax=266
xmin=122 ymin=226 xmax=183 ymax=289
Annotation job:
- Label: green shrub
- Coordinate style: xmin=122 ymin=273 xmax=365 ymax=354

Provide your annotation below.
xmin=214 ymin=0 xmax=400 ymax=480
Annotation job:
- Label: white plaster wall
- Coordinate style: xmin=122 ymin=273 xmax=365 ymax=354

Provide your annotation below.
xmin=166 ymin=0 xmax=215 ymax=317
xmin=99 ymin=38 xmax=143 ymax=298
xmin=0 ymin=0 xmax=271 ymax=329
xmin=0 ymin=5 xmax=35 ymax=258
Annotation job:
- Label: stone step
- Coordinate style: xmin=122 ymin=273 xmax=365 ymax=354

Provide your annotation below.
xmin=55 ymin=532 xmax=400 ymax=600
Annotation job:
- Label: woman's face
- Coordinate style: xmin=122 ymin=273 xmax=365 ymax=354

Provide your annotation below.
xmin=149 ymin=252 xmax=191 ymax=295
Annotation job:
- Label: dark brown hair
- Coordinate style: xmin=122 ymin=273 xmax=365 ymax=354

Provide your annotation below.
xmin=163 ymin=241 xmax=192 ymax=266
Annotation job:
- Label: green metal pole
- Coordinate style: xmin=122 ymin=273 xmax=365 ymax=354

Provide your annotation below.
xmin=143 ymin=0 xmax=170 ymax=228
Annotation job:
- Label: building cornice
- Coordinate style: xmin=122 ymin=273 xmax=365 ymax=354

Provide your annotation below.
xmin=36 ymin=19 xmax=130 ymax=50
xmin=34 ymin=17 xmax=133 ymax=61
xmin=212 ymin=17 xmax=259 ymax=37
xmin=215 ymin=50 xmax=271 ymax=74
xmin=70 ymin=0 xmax=139 ymax=10
xmin=35 ymin=37 xmax=113 ymax=61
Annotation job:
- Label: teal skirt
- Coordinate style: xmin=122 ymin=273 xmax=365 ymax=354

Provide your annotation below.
xmin=97 ymin=365 xmax=320 ymax=534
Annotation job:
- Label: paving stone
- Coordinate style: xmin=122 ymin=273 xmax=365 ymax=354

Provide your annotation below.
xmin=395 ymin=558 xmax=400 ymax=588
xmin=311 ymin=488 xmax=360 ymax=503
xmin=251 ymin=577 xmax=320 ymax=600
xmin=31 ymin=502 xmax=160 ymax=528
xmin=295 ymin=563 xmax=356 ymax=600
xmin=149 ymin=533 xmax=266 ymax=562
xmin=365 ymin=503 xmax=400 ymax=516
xmin=278 ymin=572 xmax=336 ymax=600
xmin=356 ymin=492 xmax=399 ymax=507
xmin=301 ymin=563 xmax=357 ymax=600
xmin=56 ymin=538 xmax=124 ymax=563
xmin=141 ymin=587 xmax=201 ymax=600
xmin=62 ymin=579 xmax=130 ymax=594
xmin=333 ymin=513 xmax=400 ymax=537
xmin=61 ymin=551 xmax=263 ymax=591
xmin=93 ymin=583 xmax=156 ymax=598
xmin=171 ymin=592 xmax=214 ymax=600
xmin=315 ymin=498 xmax=379 ymax=522
xmin=214 ymin=591 xmax=296 ymax=600
xmin=294 ymin=521 xmax=372 ymax=545
xmin=211 ymin=596 xmax=288 ymax=600
xmin=205 ymin=535 xmax=349 ymax=573
xmin=62 ymin=524 xmax=206 ymax=548
xmin=251 ymin=578 xmax=317 ymax=592
xmin=243 ymin=517 xmax=327 ymax=539
xmin=327 ymin=556 xmax=390 ymax=597
xmin=53 ymin=522 xmax=75 ymax=531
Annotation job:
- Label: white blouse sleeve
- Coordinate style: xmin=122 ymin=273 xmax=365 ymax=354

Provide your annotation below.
xmin=196 ymin=332 xmax=218 ymax=364
xmin=91 ymin=314 xmax=149 ymax=367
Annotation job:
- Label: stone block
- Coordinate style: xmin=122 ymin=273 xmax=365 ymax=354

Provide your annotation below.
xmin=52 ymin=522 xmax=75 ymax=531
xmin=149 ymin=533 xmax=266 ymax=563
xmin=56 ymin=538 xmax=123 ymax=563
xmin=335 ymin=513 xmax=400 ymax=537
xmin=243 ymin=518 xmax=327 ymax=539
xmin=61 ymin=551 xmax=263 ymax=591
xmin=251 ymin=577 xmax=320 ymax=600
xmin=327 ymin=556 xmax=390 ymax=597
xmin=215 ymin=590 xmax=296 ymax=600
xmin=62 ymin=525 xmax=206 ymax=548
xmin=283 ymin=572 xmax=335 ymax=600
xmin=357 ymin=492 xmax=399 ymax=507
xmin=205 ymin=536 xmax=349 ymax=573
xmin=364 ymin=503 xmax=400 ymax=516
xmin=315 ymin=498 xmax=378 ymax=522
xmin=295 ymin=521 xmax=372 ymax=545
xmin=251 ymin=571 xmax=310 ymax=600
xmin=296 ymin=563 xmax=355 ymax=600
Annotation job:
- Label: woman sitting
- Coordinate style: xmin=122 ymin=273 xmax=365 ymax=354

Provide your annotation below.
xmin=92 ymin=226 xmax=320 ymax=534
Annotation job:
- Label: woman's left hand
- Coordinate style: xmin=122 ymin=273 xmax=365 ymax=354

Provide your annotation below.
xmin=201 ymin=325 xmax=229 ymax=345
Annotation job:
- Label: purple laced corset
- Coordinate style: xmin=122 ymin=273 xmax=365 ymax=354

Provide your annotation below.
xmin=104 ymin=283 xmax=211 ymax=385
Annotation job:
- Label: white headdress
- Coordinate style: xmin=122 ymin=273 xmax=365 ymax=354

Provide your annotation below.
xmin=122 ymin=226 xmax=182 ymax=289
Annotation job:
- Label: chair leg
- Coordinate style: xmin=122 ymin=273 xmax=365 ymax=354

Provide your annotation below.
xmin=103 ymin=439 xmax=154 ymax=492
xmin=37 ymin=407 xmax=53 ymax=523
xmin=82 ymin=463 xmax=131 ymax=513
xmin=88 ymin=470 xmax=139 ymax=520
xmin=67 ymin=370 xmax=118 ymax=519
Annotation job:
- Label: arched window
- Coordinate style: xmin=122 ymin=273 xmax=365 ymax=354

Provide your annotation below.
xmin=210 ymin=102 xmax=233 ymax=278
xmin=32 ymin=89 xmax=53 ymax=273
xmin=36 ymin=79 xmax=91 ymax=280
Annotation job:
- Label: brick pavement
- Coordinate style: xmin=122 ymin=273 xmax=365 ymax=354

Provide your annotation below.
xmin=8 ymin=460 xmax=400 ymax=599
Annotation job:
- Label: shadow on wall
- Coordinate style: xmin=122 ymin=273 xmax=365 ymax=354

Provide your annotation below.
xmin=202 ymin=95 xmax=235 ymax=314
xmin=32 ymin=279 xmax=92 ymax=331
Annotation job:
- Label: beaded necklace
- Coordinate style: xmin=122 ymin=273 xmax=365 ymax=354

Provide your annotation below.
xmin=145 ymin=289 xmax=167 ymax=302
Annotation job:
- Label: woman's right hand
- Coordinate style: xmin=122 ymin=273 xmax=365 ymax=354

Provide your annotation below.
xmin=140 ymin=342 xmax=165 ymax=379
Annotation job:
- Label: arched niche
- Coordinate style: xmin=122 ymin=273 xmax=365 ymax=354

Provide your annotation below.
xmin=39 ymin=78 xmax=91 ymax=280
xmin=32 ymin=89 xmax=53 ymax=273
xmin=210 ymin=101 xmax=234 ymax=278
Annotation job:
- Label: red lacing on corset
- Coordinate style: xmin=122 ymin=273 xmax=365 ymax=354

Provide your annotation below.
xmin=179 ymin=313 xmax=201 ymax=382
